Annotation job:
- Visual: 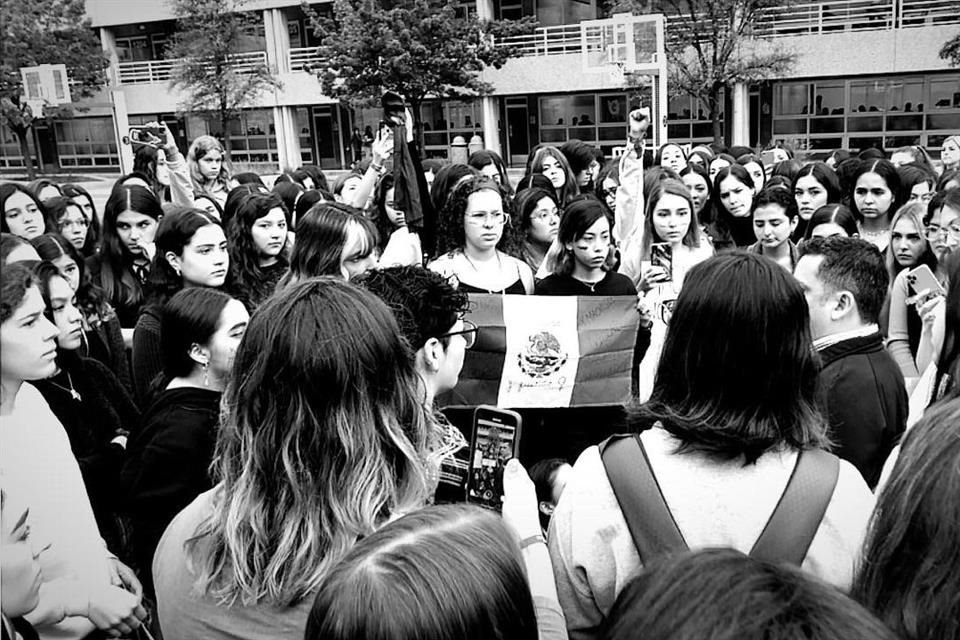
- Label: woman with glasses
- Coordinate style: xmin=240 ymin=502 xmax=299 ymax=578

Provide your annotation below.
xmin=514 ymin=187 xmax=560 ymax=275
xmin=41 ymin=196 xmax=90 ymax=252
xmin=429 ymin=176 xmax=534 ymax=295
xmin=915 ymin=189 xmax=960 ymax=375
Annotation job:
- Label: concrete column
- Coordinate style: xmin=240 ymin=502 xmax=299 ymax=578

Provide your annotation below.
xmin=111 ymin=89 xmax=134 ymax=174
xmin=273 ymin=105 xmax=301 ymax=172
xmin=480 ymin=95 xmax=501 ymax=156
xmin=263 ymin=8 xmax=291 ymax=74
xmin=731 ymin=81 xmax=749 ymax=147
xmin=99 ymin=28 xmax=119 ymax=87
xmin=475 ymin=0 xmax=495 ymax=21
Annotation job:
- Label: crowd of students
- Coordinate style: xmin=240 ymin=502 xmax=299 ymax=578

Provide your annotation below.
xmin=1 ymin=109 xmax=959 ymax=640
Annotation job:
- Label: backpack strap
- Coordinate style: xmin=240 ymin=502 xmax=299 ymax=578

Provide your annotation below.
xmin=749 ymin=449 xmax=840 ymax=566
xmin=599 ymin=434 xmax=687 ymax=563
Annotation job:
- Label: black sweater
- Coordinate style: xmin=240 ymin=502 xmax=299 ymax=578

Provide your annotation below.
xmin=817 ymin=332 xmax=908 ymax=489
xmin=122 ymin=386 xmax=221 ymax=592
xmin=34 ymin=353 xmax=140 ymax=550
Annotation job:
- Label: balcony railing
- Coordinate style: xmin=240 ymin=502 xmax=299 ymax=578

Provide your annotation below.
xmin=289 ymin=46 xmax=322 ymax=72
xmin=495 ymin=24 xmax=584 ymax=56
xmin=493 ymin=0 xmax=958 ymax=56
xmin=752 ymin=0 xmax=895 ymax=36
xmin=116 ymin=51 xmax=268 ymax=85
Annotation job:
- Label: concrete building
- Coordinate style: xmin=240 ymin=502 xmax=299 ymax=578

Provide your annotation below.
xmin=1 ymin=0 xmax=956 ymax=173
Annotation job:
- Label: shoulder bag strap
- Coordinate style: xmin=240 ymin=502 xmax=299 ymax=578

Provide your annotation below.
xmin=599 ymin=434 xmax=687 ymax=563
xmin=749 ymin=449 xmax=840 ymax=566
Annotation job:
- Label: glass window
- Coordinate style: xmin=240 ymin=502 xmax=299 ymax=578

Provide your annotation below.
xmin=774 ymin=119 xmax=805 ymax=134
xmin=849 ymin=82 xmax=885 ymax=113
xmin=930 ymin=78 xmax=960 ymax=110
xmin=668 ymin=95 xmax=690 ymax=120
xmin=813 ymin=82 xmax=844 ymax=115
xmin=885 ymin=135 xmax=921 ymax=148
xmin=422 ymin=102 xmax=447 ymax=131
xmin=886 ymin=80 xmax=922 ymax=112
xmin=886 ymin=114 xmax=923 ymax=131
xmin=599 ymin=95 xmax=627 ymax=123
xmin=775 ymin=83 xmax=809 ymax=116
xmin=928 ymin=113 xmax=960 ymax=130
xmin=540 ymin=95 xmax=595 ymax=128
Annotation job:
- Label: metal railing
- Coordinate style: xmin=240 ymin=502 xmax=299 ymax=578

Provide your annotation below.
xmin=289 ymin=46 xmax=323 ymax=72
xmin=495 ymin=23 xmax=584 ymax=56
xmin=492 ymin=0 xmax=958 ymax=56
xmin=898 ymin=0 xmax=960 ymax=27
xmin=753 ymin=0 xmax=895 ymax=36
xmin=116 ymin=51 xmax=268 ymax=85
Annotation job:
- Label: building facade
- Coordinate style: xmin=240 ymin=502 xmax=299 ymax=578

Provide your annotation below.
xmin=1 ymin=0 xmax=956 ymax=173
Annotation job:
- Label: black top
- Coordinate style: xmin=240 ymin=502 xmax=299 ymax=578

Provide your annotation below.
xmin=86 ymin=254 xmax=149 ymax=328
xmin=131 ymin=304 xmax=163 ymax=407
xmin=459 ymin=279 xmax=527 ymax=295
xmin=33 ymin=353 xmax=140 ymax=550
xmin=122 ymin=386 xmax=222 ymax=594
xmin=817 ymin=332 xmax=908 ymax=489
xmin=229 ymin=260 xmax=288 ymax=312
xmin=535 ymin=271 xmax=638 ymax=296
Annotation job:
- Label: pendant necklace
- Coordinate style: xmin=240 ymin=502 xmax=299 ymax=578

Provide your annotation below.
xmin=49 ymin=372 xmax=82 ymax=402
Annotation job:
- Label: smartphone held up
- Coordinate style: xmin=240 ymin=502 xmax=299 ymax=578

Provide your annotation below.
xmin=466 ymin=406 xmax=523 ymax=510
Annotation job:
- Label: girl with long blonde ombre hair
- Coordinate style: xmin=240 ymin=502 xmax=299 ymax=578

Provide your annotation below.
xmin=153 ymin=277 xmax=433 ymax=640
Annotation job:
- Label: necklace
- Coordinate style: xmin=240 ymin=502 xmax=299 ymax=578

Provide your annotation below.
xmin=48 ymin=372 xmax=82 ymax=402
xmin=461 ymin=250 xmax=505 ymax=294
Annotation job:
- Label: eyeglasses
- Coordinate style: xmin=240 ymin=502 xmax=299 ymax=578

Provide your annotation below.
xmin=465 ymin=211 xmax=506 ymax=226
xmin=531 ymin=207 xmax=559 ymax=222
xmin=658 ymin=299 xmax=677 ymax=324
xmin=925 ymin=222 xmax=960 ymax=241
xmin=438 ymin=319 xmax=478 ymax=349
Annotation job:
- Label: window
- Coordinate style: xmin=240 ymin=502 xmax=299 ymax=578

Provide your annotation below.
xmin=295 ymin=107 xmax=313 ymax=163
xmin=540 ymin=95 xmax=595 ymax=127
xmin=55 ymin=117 xmax=119 ymax=168
xmin=771 ymin=73 xmax=957 ymax=156
xmin=775 ymin=83 xmax=809 ymax=116
xmin=666 ymin=93 xmax=723 ymax=145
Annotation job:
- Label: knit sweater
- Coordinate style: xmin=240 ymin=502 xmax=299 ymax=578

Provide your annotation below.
xmin=123 ymin=386 xmax=221 ymax=595
xmin=549 ymin=426 xmax=875 ymax=640
xmin=34 ymin=354 xmax=140 ymax=551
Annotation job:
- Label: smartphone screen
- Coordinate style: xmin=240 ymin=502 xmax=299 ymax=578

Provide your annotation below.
xmin=651 ymin=243 xmax=673 ymax=282
xmin=466 ymin=407 xmax=521 ymax=510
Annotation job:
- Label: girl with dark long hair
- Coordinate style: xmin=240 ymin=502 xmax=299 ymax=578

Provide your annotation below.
xmin=123 ymin=287 xmax=248 ymax=595
xmin=30 ymin=261 xmax=139 ymax=552
xmin=31 ymin=233 xmax=131 ymax=393
xmin=87 ymin=184 xmax=163 ymax=332
xmin=226 ymin=191 xmax=290 ymax=310
xmin=131 ymin=207 xmax=227 ymax=405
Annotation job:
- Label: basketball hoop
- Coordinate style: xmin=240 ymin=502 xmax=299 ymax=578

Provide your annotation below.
xmin=607 ymin=62 xmax=626 ymax=86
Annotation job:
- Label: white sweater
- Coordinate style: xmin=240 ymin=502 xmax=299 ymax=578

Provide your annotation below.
xmin=548 ymin=426 xmax=875 ymax=640
xmin=0 ymin=383 xmax=112 ymax=639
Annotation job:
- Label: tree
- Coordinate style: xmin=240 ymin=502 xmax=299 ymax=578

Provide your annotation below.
xmin=167 ymin=0 xmax=281 ymax=155
xmin=309 ymin=0 xmax=536 ymax=149
xmin=940 ymin=32 xmax=960 ymax=67
xmin=0 ymin=0 xmax=107 ymax=178
xmin=610 ymin=0 xmax=796 ymax=144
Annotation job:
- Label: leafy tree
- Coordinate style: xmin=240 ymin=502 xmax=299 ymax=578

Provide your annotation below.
xmin=167 ymin=0 xmax=281 ymax=155
xmin=610 ymin=0 xmax=796 ymax=144
xmin=309 ymin=0 xmax=536 ymax=149
xmin=0 ymin=0 xmax=107 ymax=178
xmin=940 ymin=32 xmax=960 ymax=67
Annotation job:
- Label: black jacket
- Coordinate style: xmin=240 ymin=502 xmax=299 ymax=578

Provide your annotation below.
xmin=817 ymin=332 xmax=907 ymax=489
xmin=122 ymin=386 xmax=221 ymax=594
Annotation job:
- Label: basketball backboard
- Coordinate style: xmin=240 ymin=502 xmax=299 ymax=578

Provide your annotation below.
xmin=581 ymin=13 xmax=663 ymax=74
xmin=20 ymin=64 xmax=72 ymax=106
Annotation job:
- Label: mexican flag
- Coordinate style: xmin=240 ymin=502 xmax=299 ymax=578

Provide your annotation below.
xmin=444 ymin=294 xmax=640 ymax=408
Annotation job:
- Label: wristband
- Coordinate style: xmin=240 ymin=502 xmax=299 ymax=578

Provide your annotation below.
xmin=519 ymin=534 xmax=546 ymax=550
